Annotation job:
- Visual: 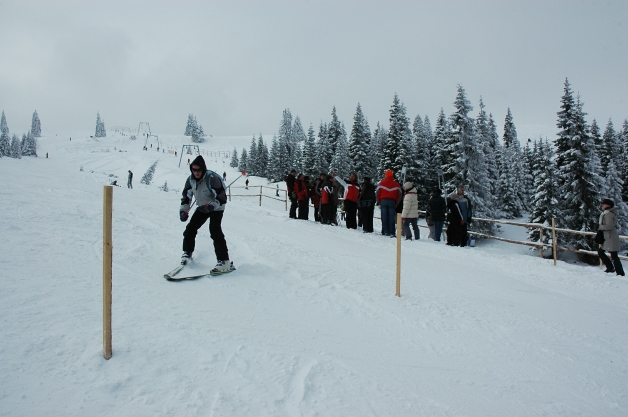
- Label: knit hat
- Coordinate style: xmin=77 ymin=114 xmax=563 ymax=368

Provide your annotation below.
xmin=385 ymin=170 xmax=393 ymax=178
xmin=403 ymin=182 xmax=413 ymax=190
xmin=601 ymin=198 xmax=614 ymax=208
xmin=433 ymin=188 xmax=442 ymax=196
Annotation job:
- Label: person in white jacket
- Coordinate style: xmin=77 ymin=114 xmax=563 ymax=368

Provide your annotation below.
xmin=401 ymin=182 xmax=420 ymax=240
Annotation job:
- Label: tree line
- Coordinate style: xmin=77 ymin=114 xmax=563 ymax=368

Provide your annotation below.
xmin=230 ymin=80 xmax=628 ymax=255
xmin=0 ymin=110 xmax=41 ymax=158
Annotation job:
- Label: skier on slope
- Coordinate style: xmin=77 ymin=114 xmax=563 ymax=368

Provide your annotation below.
xmin=179 ymin=155 xmax=234 ymax=274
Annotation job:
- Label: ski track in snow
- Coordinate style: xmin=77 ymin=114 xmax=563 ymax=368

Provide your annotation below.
xmin=0 ymin=133 xmax=627 ymax=416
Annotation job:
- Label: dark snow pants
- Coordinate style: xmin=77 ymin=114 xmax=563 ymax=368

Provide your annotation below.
xmin=344 ymin=200 xmax=357 ymax=229
xmin=183 ymin=210 xmax=229 ymax=261
xmin=359 ymin=206 xmax=374 ymax=232
xmin=598 ymin=248 xmax=625 ymax=275
xmin=402 ymin=218 xmax=420 ymax=240
xmin=289 ymin=196 xmax=298 ymax=219
xmin=447 ymin=222 xmax=467 ymax=246
xmin=297 ymin=199 xmax=309 ymax=220
xmin=321 ymin=203 xmax=335 ymax=224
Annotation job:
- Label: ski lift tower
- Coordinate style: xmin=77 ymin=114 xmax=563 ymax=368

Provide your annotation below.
xmin=436 ymin=168 xmax=444 ymax=192
xmin=179 ymin=145 xmax=200 ymax=167
xmin=401 ymin=166 xmax=407 ymax=185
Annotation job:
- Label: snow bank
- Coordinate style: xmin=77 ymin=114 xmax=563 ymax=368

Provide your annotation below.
xmin=0 ymin=133 xmax=626 ymax=416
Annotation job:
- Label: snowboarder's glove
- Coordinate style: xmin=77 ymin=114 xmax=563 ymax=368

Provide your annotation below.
xmin=197 ymin=201 xmax=220 ymax=214
xmin=180 ymin=211 xmax=189 ymax=222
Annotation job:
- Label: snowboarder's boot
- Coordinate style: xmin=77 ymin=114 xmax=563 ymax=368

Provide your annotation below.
xmin=210 ymin=260 xmax=235 ymax=275
xmin=181 ymin=252 xmax=193 ymax=265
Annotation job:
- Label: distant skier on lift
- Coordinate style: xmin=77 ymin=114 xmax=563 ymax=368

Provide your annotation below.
xmin=179 ymin=155 xmax=235 ymax=275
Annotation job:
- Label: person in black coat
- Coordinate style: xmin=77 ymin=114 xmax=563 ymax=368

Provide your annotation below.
xmin=446 ymin=186 xmax=473 ymax=247
xmin=285 ymin=170 xmax=297 ymax=219
xmin=358 ymin=177 xmax=376 ymax=233
xmin=426 ymin=189 xmax=446 ymax=241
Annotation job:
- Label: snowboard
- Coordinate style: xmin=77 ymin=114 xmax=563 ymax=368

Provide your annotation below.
xmin=163 ymin=262 xmax=236 ymax=281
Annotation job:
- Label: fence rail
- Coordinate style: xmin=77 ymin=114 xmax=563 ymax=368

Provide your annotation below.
xmin=224 ymin=190 xmax=628 ymax=262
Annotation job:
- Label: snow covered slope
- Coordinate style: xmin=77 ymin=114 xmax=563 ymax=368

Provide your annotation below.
xmin=1 ymin=133 xmax=626 ymax=416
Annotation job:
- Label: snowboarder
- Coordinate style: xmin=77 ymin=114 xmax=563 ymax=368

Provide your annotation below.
xmin=179 ymin=155 xmax=233 ymax=274
xmin=127 ymin=170 xmax=133 ymax=189
xmin=223 ymin=172 xmax=227 ymax=181
xmin=245 ymin=178 xmax=249 ymax=189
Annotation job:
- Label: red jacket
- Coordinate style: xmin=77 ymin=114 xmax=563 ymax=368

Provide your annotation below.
xmin=321 ymin=184 xmax=334 ymax=205
xmin=377 ymin=178 xmax=402 ymax=204
xmin=295 ymin=180 xmax=308 ymax=201
xmin=345 ymin=182 xmax=359 ymax=202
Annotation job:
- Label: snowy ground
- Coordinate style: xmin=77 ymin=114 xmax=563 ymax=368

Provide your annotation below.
xmin=1 ymin=133 xmax=627 ymax=417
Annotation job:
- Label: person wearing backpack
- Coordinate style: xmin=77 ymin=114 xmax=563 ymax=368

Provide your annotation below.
xmin=179 ymin=155 xmax=233 ymax=274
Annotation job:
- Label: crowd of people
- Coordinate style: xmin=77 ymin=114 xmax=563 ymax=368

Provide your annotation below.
xmin=283 ymin=169 xmax=474 ymax=246
xmin=283 ymin=169 xmax=625 ymax=275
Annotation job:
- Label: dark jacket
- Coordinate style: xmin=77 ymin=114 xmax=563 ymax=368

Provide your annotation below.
xmin=358 ymin=181 xmax=376 ymax=207
xmin=285 ymin=174 xmax=296 ymax=193
xmin=447 ymin=198 xmax=463 ymax=223
xmin=427 ymin=195 xmax=447 ymax=221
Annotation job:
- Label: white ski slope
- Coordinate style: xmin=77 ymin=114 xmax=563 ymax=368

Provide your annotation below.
xmin=1 ymin=133 xmax=627 ymax=417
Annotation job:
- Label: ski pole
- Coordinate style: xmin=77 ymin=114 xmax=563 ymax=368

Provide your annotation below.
xmin=226 ymin=170 xmax=247 ymax=188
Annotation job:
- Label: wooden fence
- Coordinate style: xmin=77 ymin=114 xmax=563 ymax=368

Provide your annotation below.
xmin=224 ymin=189 xmax=628 ymax=263
xmin=414 ymin=210 xmax=628 ymax=262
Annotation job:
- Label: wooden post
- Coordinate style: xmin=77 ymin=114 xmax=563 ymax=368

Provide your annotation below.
xmin=259 ymin=185 xmax=262 ymax=206
xmin=396 ymin=214 xmax=402 ymax=297
xmin=539 ymin=226 xmax=544 ymax=258
xmin=285 ymin=190 xmax=288 ymax=211
xmin=103 ymin=186 xmax=113 ymax=360
xmin=552 ymin=218 xmax=557 ymax=266
xmin=228 ymin=186 xmax=231 ymax=202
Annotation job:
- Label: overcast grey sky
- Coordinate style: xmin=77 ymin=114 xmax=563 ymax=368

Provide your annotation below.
xmin=1 ymin=0 xmax=626 ymax=138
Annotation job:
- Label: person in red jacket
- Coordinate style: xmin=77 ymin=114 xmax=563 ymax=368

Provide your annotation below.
xmin=333 ymin=172 xmax=360 ymax=229
xmin=294 ymin=173 xmax=309 ymax=220
xmin=320 ymin=175 xmax=337 ymax=225
xmin=376 ymin=170 xmax=402 ymax=237
xmin=311 ymin=175 xmax=322 ymax=222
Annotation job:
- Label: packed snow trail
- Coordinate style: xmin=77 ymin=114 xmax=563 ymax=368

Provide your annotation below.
xmin=0 ymin=134 xmax=626 ymax=416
